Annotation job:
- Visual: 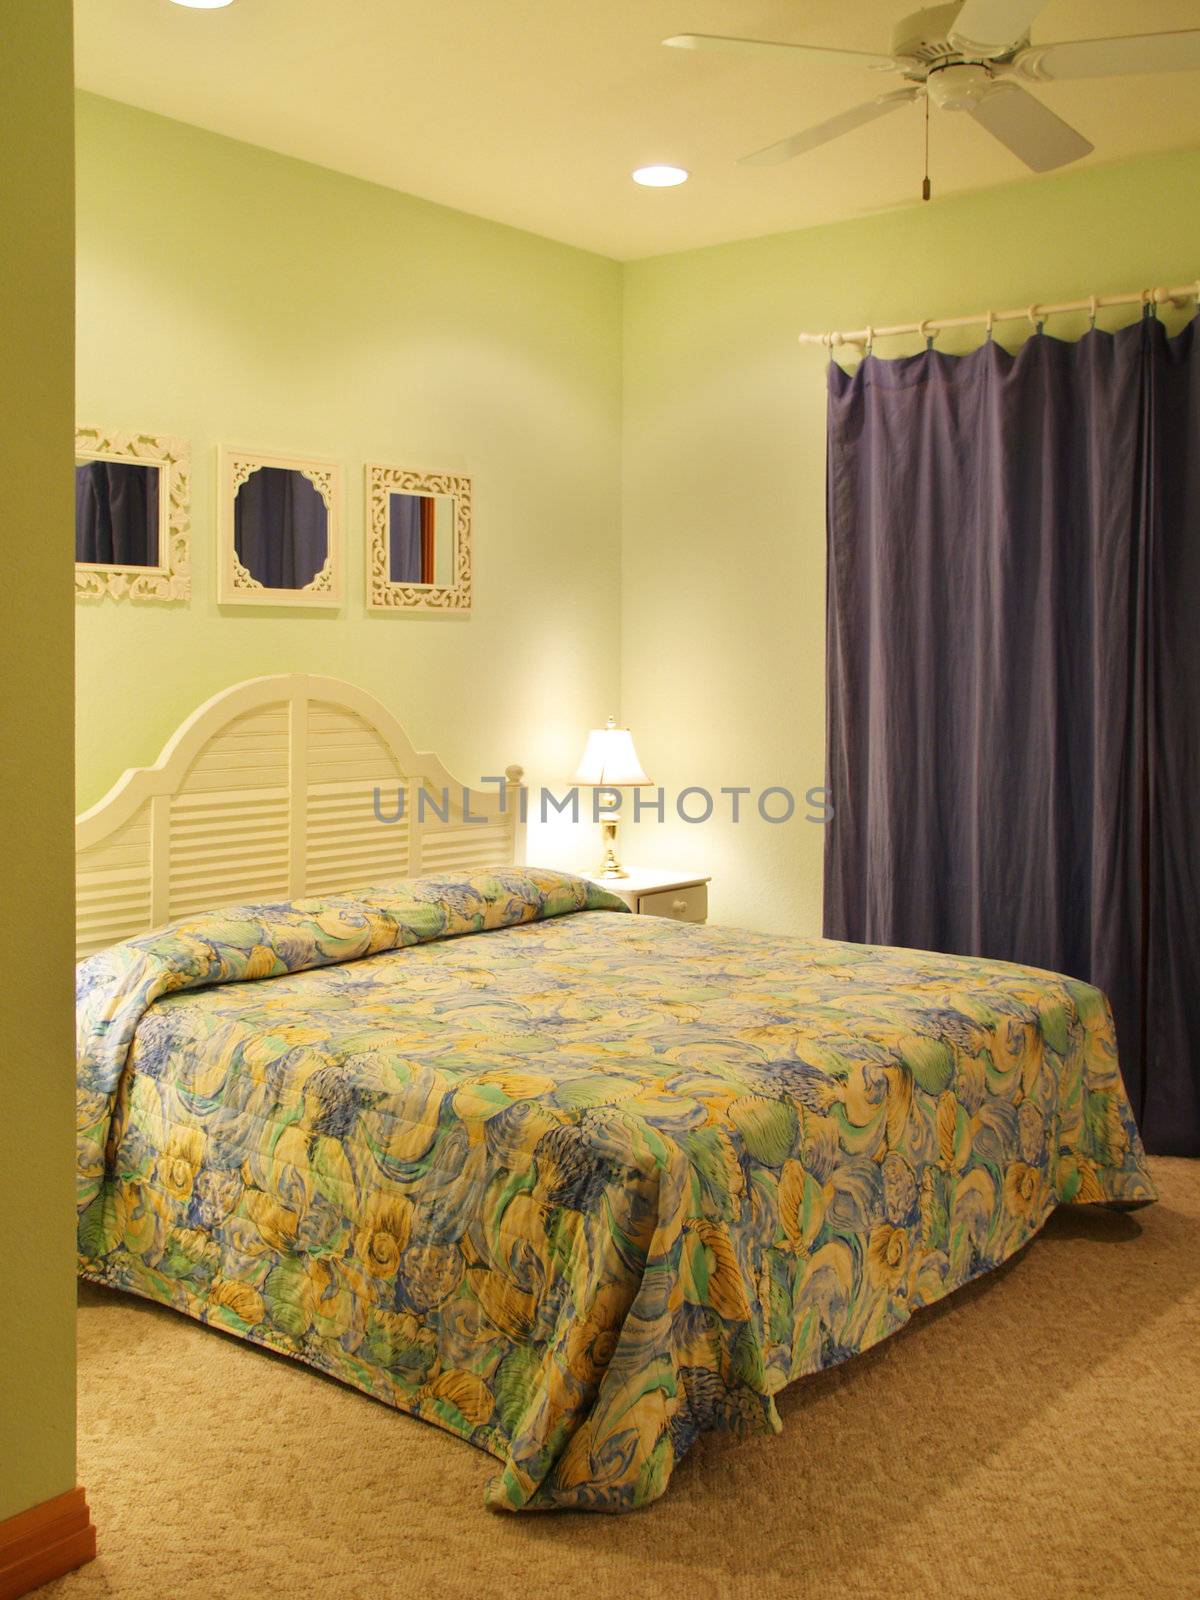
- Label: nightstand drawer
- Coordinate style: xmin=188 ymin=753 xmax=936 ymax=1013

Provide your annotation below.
xmin=636 ymin=883 xmax=707 ymax=923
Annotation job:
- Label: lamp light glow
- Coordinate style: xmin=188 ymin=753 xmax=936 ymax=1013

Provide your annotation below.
xmin=572 ymin=719 xmax=650 ymax=788
xmin=631 ymin=165 xmax=689 ymax=188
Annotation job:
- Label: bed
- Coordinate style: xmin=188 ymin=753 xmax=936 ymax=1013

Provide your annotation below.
xmin=76 ymin=676 xmax=1155 ymax=1513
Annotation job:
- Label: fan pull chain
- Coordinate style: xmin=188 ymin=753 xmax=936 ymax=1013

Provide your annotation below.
xmin=922 ymin=93 xmax=931 ymax=202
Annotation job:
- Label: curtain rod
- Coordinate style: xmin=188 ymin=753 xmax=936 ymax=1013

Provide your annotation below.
xmin=799 ymin=280 xmax=1200 ymax=350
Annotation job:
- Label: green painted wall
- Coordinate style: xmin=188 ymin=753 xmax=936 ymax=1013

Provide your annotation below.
xmin=0 ymin=2 xmax=77 ymax=1523
xmin=621 ymin=148 xmax=1200 ymax=935
xmin=75 ymin=93 xmax=623 ymax=867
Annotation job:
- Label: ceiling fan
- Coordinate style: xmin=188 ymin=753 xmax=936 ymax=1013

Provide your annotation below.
xmin=664 ymin=1 xmax=1200 ymax=177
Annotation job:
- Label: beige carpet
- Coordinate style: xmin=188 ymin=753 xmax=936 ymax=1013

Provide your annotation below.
xmin=43 ymin=1157 xmax=1199 ymax=1600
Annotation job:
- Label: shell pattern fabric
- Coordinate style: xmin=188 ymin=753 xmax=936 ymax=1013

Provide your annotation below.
xmin=76 ymin=867 xmax=1155 ymax=1512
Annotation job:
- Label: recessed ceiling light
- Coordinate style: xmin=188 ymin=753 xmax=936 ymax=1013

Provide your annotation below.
xmin=631 ymin=165 xmax=689 ymax=188
xmin=169 ymin=0 xmax=235 ymax=9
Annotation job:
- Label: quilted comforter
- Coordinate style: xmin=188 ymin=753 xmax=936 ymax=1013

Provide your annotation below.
xmin=76 ymin=867 xmax=1155 ymax=1512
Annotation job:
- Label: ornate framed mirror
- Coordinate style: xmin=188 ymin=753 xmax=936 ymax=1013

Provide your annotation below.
xmin=75 ymin=427 xmax=190 ymax=601
xmin=218 ymin=447 xmax=343 ymax=607
xmin=366 ymin=465 xmax=472 ymax=613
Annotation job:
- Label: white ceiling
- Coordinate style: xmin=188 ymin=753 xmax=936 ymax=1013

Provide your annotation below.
xmin=74 ymin=0 xmax=1200 ymax=260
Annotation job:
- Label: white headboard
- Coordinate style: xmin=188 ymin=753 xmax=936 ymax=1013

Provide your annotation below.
xmin=75 ymin=674 xmax=525 ymax=960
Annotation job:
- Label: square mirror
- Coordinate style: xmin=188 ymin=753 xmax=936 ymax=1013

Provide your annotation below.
xmin=387 ymin=491 xmax=456 ymax=587
xmin=75 ymin=427 xmax=190 ymax=601
xmin=367 ymin=465 xmax=471 ymax=612
xmin=218 ymin=447 xmax=343 ymax=607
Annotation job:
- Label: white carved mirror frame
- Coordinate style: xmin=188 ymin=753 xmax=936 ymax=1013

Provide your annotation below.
xmin=366 ymin=464 xmax=472 ymax=613
xmin=75 ymin=426 xmax=191 ymax=602
xmin=217 ymin=445 xmax=344 ymax=608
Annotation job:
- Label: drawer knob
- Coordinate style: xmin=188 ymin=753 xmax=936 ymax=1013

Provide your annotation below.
xmin=671 ymin=898 xmax=688 ymax=912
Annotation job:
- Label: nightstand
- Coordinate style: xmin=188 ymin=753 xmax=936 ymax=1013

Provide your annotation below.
xmin=588 ymin=870 xmax=710 ymax=924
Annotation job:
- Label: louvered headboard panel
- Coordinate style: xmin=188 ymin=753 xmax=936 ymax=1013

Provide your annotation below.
xmin=75 ymin=675 xmax=525 ymax=961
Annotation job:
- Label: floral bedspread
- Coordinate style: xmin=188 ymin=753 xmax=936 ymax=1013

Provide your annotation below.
xmin=76 ymin=867 xmax=1155 ymax=1512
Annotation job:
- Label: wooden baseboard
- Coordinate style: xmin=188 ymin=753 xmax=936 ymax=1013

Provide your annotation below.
xmin=0 ymin=1488 xmax=95 ymax=1600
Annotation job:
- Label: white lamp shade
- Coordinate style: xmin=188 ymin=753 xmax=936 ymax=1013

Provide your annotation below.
xmin=572 ymin=721 xmax=650 ymax=787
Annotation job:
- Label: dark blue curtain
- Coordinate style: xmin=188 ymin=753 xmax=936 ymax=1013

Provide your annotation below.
xmin=824 ymin=313 xmax=1199 ymax=1155
xmin=75 ymin=461 xmax=159 ymax=565
xmin=234 ymin=466 xmax=328 ymax=590
xmin=389 ymin=492 xmax=422 ymax=583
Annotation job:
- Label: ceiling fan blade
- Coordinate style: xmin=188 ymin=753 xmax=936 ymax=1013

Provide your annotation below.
xmin=663 ymin=34 xmax=898 ymax=71
xmin=969 ymin=83 xmax=1093 ymax=171
xmin=739 ymin=89 xmax=920 ymax=166
xmin=950 ymin=0 xmax=1048 ymax=56
xmin=1014 ymin=30 xmax=1200 ymax=81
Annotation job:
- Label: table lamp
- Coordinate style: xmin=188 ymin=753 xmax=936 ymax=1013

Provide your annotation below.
xmin=572 ymin=717 xmax=651 ymax=879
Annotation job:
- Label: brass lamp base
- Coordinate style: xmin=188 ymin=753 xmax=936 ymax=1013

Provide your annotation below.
xmin=595 ymin=816 xmax=628 ymax=879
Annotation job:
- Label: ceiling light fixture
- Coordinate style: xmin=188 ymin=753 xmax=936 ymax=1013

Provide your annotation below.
xmin=169 ymin=0 xmax=235 ymax=9
xmin=631 ymin=165 xmax=689 ymax=187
